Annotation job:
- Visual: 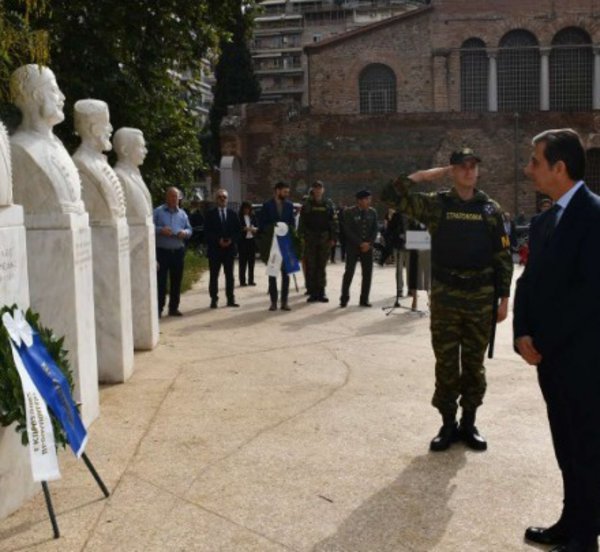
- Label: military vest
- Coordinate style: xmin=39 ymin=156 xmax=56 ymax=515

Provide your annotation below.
xmin=431 ymin=193 xmax=494 ymax=270
xmin=303 ymin=199 xmax=332 ymax=233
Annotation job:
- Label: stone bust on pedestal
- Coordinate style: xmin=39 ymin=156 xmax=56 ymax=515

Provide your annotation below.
xmin=72 ymin=99 xmax=126 ymax=222
xmin=9 ymin=65 xmax=84 ymax=215
xmin=113 ymin=127 xmax=153 ymax=220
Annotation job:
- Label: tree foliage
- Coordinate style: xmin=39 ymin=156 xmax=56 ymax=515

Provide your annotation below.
xmin=0 ymin=1 xmax=258 ymax=200
xmin=0 ymin=0 xmax=49 ymax=126
xmin=208 ymin=1 xmax=261 ymax=166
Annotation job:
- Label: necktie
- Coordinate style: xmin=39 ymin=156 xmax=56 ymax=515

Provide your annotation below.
xmin=221 ymin=209 xmax=226 ymax=224
xmin=542 ymin=204 xmax=561 ymax=244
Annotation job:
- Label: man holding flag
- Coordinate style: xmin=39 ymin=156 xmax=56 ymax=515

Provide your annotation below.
xmin=258 ymin=181 xmax=300 ymax=311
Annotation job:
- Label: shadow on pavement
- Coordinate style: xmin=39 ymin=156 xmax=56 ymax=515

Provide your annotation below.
xmin=311 ymin=450 xmax=467 ymax=552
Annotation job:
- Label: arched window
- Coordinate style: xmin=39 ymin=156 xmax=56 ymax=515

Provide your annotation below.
xmin=550 ymin=27 xmax=593 ymax=111
xmin=498 ymin=30 xmax=540 ymax=112
xmin=461 ymin=38 xmax=488 ymax=112
xmin=585 ymin=148 xmax=600 ymax=195
xmin=359 ymin=64 xmax=396 ymax=114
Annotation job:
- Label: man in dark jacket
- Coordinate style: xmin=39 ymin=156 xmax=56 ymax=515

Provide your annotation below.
xmin=204 ymin=189 xmax=241 ymax=309
xmin=259 ymin=181 xmax=297 ymax=311
xmin=340 ymin=190 xmax=378 ymax=308
xmin=515 ymin=129 xmax=600 ymax=552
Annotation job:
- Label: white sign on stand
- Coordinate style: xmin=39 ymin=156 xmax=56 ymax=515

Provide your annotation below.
xmin=406 ymin=230 xmax=431 ymax=250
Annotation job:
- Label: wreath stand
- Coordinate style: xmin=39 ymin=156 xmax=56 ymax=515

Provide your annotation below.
xmin=41 ymin=452 xmax=110 ymax=538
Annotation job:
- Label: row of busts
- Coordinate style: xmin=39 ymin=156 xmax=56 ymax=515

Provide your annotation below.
xmin=2 ymin=64 xmax=152 ymax=224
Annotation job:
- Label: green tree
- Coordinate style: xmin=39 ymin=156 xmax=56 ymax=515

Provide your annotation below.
xmin=0 ymin=0 xmax=49 ymax=125
xmin=207 ymin=1 xmax=261 ymax=166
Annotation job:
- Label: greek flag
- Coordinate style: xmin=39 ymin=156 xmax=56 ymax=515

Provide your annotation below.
xmin=266 ymin=222 xmax=300 ymax=277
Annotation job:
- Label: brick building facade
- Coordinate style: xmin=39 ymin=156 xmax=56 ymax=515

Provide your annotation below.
xmin=222 ymin=0 xmax=600 ymax=216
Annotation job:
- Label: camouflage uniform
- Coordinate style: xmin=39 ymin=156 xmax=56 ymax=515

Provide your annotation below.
xmin=382 ymin=177 xmax=513 ymax=419
xmin=298 ymin=197 xmax=338 ymax=300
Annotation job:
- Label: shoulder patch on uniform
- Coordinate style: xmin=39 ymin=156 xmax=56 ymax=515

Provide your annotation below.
xmin=482 ymin=202 xmax=497 ymax=216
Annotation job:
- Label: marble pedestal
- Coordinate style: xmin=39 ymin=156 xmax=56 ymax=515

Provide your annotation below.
xmin=0 ymin=205 xmax=36 ymax=519
xmin=25 ymin=212 xmax=99 ymax=426
xmin=90 ymin=219 xmax=134 ymax=382
xmin=130 ymin=219 xmax=158 ymax=350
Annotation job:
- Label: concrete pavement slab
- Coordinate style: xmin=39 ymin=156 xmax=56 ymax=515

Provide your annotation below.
xmin=0 ymin=261 xmax=562 ymax=551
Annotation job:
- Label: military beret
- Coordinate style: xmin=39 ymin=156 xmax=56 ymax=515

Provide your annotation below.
xmin=450 ymin=147 xmax=481 ymax=165
xmin=355 ymin=189 xmax=371 ymax=199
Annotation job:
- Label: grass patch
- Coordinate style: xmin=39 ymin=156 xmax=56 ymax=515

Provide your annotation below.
xmin=181 ymin=249 xmax=209 ymax=293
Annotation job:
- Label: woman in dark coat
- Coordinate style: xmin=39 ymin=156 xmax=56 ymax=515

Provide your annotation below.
xmin=238 ymin=201 xmax=258 ymax=286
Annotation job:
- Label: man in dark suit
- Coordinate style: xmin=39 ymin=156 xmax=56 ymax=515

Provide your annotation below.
xmin=204 ymin=188 xmax=241 ymax=308
xmin=258 ymin=181 xmax=296 ymax=311
xmin=514 ymin=129 xmax=600 ymax=552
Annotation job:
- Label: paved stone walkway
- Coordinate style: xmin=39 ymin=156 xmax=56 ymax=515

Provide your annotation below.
xmin=0 ymin=261 xmax=560 ymax=551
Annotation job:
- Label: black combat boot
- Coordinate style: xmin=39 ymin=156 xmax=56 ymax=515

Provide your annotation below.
xmin=459 ymin=410 xmax=487 ymax=451
xmin=430 ymin=414 xmax=459 ymax=452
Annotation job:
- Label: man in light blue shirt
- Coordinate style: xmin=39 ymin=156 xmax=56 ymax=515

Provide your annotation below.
xmin=153 ymin=187 xmax=192 ymax=317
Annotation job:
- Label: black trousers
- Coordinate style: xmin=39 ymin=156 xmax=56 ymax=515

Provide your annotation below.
xmin=156 ymin=247 xmax=185 ymax=314
xmin=238 ymin=238 xmax=256 ymax=284
xmin=269 ymin=269 xmax=289 ymax=304
xmin=209 ymin=252 xmax=235 ymax=303
xmin=538 ymin=361 xmax=600 ymax=539
xmin=340 ymin=248 xmax=373 ymax=303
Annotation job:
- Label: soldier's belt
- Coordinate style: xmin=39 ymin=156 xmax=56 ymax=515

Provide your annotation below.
xmin=432 ymin=267 xmax=493 ymax=290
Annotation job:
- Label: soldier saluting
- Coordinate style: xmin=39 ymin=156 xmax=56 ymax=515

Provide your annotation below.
xmin=382 ymin=148 xmax=513 ymax=452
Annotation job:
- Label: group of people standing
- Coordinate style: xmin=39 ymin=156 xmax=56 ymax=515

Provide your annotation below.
xmin=154 ymin=127 xmax=600 ymax=551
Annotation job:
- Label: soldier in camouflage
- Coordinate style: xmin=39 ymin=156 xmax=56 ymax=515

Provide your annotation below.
xmin=298 ymin=180 xmax=338 ymax=302
xmin=382 ymin=148 xmax=513 ymax=452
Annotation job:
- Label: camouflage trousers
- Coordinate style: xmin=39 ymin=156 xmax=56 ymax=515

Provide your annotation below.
xmin=304 ymin=233 xmax=330 ymax=297
xmin=430 ymin=283 xmax=494 ymax=418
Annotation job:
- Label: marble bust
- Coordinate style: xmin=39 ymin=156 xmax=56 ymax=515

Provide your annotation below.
xmin=9 ymin=65 xmax=84 ymax=215
xmin=113 ymin=127 xmax=153 ymax=220
xmin=0 ymin=122 xmax=12 ymax=205
xmin=72 ymin=99 xmax=126 ymax=222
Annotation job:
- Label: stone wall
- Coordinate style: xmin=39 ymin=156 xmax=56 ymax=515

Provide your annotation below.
xmin=306 ymin=0 xmax=600 ymax=115
xmin=221 ymin=102 xmax=596 ymax=218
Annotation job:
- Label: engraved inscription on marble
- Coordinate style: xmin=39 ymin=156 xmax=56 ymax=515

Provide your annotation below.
xmin=0 ymin=246 xmax=17 ymax=285
xmin=75 ymin=231 xmax=92 ymax=270
xmin=118 ymin=235 xmax=130 ymax=254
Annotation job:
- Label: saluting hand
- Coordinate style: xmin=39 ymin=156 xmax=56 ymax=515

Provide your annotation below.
xmin=407 ymin=165 xmax=453 ymax=183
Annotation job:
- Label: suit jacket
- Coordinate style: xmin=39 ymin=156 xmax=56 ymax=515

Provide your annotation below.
xmin=343 ymin=206 xmax=378 ymax=250
xmin=204 ymin=207 xmax=241 ymax=258
xmin=238 ymin=212 xmax=258 ymax=243
xmin=513 ymin=185 xmax=600 ymax=376
xmin=257 ymin=198 xmax=297 ymax=263
xmin=258 ymin=198 xmax=295 ymax=229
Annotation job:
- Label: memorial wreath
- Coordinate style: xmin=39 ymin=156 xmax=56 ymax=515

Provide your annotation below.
xmin=0 ymin=305 xmax=74 ymax=449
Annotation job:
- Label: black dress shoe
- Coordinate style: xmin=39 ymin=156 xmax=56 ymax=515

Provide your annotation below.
xmin=359 ymin=301 xmax=372 ymax=307
xmin=249 ymin=282 xmax=257 ymax=286
xmin=430 ymin=422 xmax=459 ymax=452
xmin=281 ymin=303 xmax=291 ymax=311
xmin=227 ymin=302 xmax=240 ymax=307
xmin=307 ymin=296 xmax=319 ymax=303
xmin=318 ymin=295 xmax=329 ymax=303
xmin=239 ymin=282 xmax=247 ymax=287
xmin=210 ymin=301 xmax=218 ymax=309
xmin=458 ymin=424 xmax=487 ymax=451
xmin=525 ymin=523 xmax=569 ymax=546
xmin=550 ymin=539 xmax=598 ymax=552
xmin=269 ymin=303 xmax=277 ymax=311
xmin=340 ymin=299 xmax=348 ymax=308
xmin=169 ymin=310 xmax=183 ymax=317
